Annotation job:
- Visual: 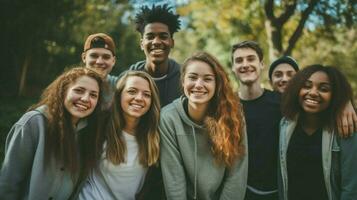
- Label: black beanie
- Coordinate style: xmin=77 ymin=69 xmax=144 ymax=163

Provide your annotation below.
xmin=269 ymin=56 xmax=299 ymax=80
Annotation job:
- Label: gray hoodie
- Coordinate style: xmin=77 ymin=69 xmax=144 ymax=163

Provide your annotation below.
xmin=159 ymin=96 xmax=248 ymax=200
xmin=129 ymin=59 xmax=181 ymax=107
xmin=0 ymin=106 xmax=87 ymax=200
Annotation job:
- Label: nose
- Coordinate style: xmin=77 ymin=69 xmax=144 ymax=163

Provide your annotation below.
xmin=308 ymin=87 xmax=319 ymax=97
xmin=134 ymin=92 xmax=144 ymax=101
xmin=95 ymin=56 xmax=104 ymax=64
xmin=195 ymin=78 xmax=204 ymax=88
xmin=81 ymin=93 xmax=90 ymax=102
xmin=282 ymin=74 xmax=290 ymax=82
xmin=152 ymin=36 xmax=162 ymax=44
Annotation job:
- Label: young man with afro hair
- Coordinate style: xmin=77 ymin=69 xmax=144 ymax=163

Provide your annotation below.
xmin=129 ymin=4 xmax=181 ymax=107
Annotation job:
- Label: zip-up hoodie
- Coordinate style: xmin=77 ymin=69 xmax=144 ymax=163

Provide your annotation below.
xmin=129 ymin=59 xmax=181 ymax=107
xmin=0 ymin=106 xmax=87 ymax=200
xmin=160 ymin=96 xmax=248 ymax=200
xmin=278 ymin=117 xmax=357 ymax=200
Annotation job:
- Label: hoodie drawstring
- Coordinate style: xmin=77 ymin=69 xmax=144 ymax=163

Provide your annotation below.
xmin=191 ymin=125 xmax=198 ymax=200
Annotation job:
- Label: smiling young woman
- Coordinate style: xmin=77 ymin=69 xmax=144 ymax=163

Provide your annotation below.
xmin=160 ymin=51 xmax=248 ymax=200
xmin=279 ymin=64 xmax=357 ymax=200
xmin=0 ymin=67 xmax=104 ymax=200
xmin=78 ymin=71 xmax=161 ymax=200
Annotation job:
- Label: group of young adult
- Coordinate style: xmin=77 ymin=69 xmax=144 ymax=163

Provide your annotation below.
xmin=1 ymin=3 xmax=357 ymax=200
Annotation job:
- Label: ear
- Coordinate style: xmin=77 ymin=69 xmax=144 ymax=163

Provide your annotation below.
xmin=171 ymin=38 xmax=175 ymax=48
xmin=140 ymin=38 xmax=144 ymax=51
xmin=81 ymin=52 xmax=86 ymax=63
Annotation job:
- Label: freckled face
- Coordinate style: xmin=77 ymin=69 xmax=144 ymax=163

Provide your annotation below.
xmin=64 ymin=76 xmax=100 ymax=125
xmin=299 ymin=71 xmax=332 ymax=114
xmin=183 ymin=61 xmax=216 ymax=107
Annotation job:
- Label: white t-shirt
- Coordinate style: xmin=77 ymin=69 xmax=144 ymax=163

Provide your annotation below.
xmin=78 ymin=131 xmax=147 ymax=200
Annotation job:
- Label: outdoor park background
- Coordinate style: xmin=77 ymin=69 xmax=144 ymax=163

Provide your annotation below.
xmin=0 ymin=0 xmax=356 ymax=162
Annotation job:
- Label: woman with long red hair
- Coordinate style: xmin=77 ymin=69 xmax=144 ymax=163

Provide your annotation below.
xmin=160 ymin=51 xmax=248 ymax=200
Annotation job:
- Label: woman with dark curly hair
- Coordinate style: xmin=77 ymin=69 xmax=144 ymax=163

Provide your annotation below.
xmin=0 ymin=67 xmax=104 ymax=200
xmin=160 ymin=52 xmax=248 ymax=200
xmin=278 ymin=64 xmax=357 ymax=200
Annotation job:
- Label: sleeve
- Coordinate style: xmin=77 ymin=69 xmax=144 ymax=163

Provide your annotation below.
xmin=159 ymin=114 xmax=187 ymax=200
xmin=219 ymin=128 xmax=249 ymax=200
xmin=340 ymin=132 xmax=357 ymax=200
xmin=0 ymin=113 xmax=41 ymax=199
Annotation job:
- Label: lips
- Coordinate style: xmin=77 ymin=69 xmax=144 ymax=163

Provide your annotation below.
xmin=304 ymin=98 xmax=319 ymax=105
xmin=74 ymin=102 xmax=90 ymax=111
xmin=129 ymin=103 xmax=144 ymax=110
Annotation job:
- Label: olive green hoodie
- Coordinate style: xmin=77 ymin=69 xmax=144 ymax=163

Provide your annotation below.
xmin=160 ymin=96 xmax=248 ymax=200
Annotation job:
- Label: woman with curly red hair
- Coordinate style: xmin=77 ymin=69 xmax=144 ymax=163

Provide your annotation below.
xmin=0 ymin=67 xmax=104 ymax=199
xmin=160 ymin=51 xmax=248 ymax=200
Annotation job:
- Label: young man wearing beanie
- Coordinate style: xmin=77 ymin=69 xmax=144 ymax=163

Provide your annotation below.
xmin=82 ymin=33 xmax=118 ymax=108
xmin=129 ymin=4 xmax=181 ymax=107
xmin=268 ymin=56 xmax=299 ymax=93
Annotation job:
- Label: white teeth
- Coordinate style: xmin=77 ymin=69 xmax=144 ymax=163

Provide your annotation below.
xmin=75 ymin=103 xmax=88 ymax=110
xmin=305 ymin=99 xmax=318 ymax=104
xmin=130 ymin=104 xmax=143 ymax=109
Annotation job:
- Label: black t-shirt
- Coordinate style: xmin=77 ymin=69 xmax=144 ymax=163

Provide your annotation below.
xmin=241 ymin=89 xmax=281 ymax=191
xmin=287 ymin=124 xmax=328 ymax=200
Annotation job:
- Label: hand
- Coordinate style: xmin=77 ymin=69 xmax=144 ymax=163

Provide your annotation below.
xmin=337 ymin=101 xmax=357 ymax=138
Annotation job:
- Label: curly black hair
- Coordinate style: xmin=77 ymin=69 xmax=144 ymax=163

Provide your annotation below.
xmin=135 ymin=4 xmax=181 ymax=37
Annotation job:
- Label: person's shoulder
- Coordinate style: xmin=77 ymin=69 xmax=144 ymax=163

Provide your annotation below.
xmin=129 ymin=60 xmax=146 ymax=71
xmin=16 ymin=107 xmax=47 ymax=126
xmin=263 ymin=89 xmax=281 ymax=104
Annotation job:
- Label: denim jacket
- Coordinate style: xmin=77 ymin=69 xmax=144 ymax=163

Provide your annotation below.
xmin=278 ymin=117 xmax=357 ymax=200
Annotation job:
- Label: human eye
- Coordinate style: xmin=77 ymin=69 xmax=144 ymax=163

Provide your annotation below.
xmin=273 ymin=72 xmax=283 ymax=78
xmin=204 ymin=76 xmax=214 ymax=82
xmin=127 ymin=89 xmax=137 ymax=94
xmin=302 ymin=81 xmax=312 ymax=89
xmin=73 ymin=88 xmax=84 ymax=94
xmin=102 ymin=54 xmax=111 ymax=60
xmin=235 ymin=58 xmax=243 ymax=64
xmin=319 ymin=84 xmax=331 ymax=92
xmin=89 ymin=53 xmax=98 ymax=59
xmin=90 ymin=92 xmax=98 ymax=99
xmin=144 ymin=34 xmax=155 ymax=40
xmin=159 ymin=33 xmax=170 ymax=40
xmin=247 ymin=56 xmax=256 ymax=62
xmin=144 ymin=92 xmax=152 ymax=98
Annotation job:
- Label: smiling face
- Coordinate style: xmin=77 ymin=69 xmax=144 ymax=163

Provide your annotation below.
xmin=121 ymin=76 xmax=152 ymax=123
xmin=183 ymin=60 xmax=216 ymax=108
xmin=299 ymin=71 xmax=332 ymax=114
xmin=64 ymin=75 xmax=100 ymax=125
xmin=270 ymin=63 xmax=297 ymax=93
xmin=140 ymin=22 xmax=174 ymax=69
xmin=82 ymin=48 xmax=116 ymax=77
xmin=232 ymin=47 xmax=264 ymax=85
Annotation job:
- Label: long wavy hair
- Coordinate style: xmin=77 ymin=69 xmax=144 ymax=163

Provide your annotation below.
xmin=181 ymin=51 xmax=245 ymax=168
xmin=29 ymin=67 xmax=104 ymax=176
xmin=103 ymin=71 xmax=161 ymax=167
xmin=282 ymin=64 xmax=354 ymax=132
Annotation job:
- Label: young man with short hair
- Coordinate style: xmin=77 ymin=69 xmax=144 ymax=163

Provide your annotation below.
xmin=232 ymin=41 xmax=281 ymax=200
xmin=268 ymin=56 xmax=299 ymax=93
xmin=82 ymin=33 xmax=118 ymax=108
xmin=130 ymin=4 xmax=181 ymax=107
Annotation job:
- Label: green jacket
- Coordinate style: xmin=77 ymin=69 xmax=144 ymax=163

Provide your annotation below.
xmin=159 ymin=96 xmax=248 ymax=200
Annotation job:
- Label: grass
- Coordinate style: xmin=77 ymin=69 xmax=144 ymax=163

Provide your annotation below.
xmin=0 ymin=96 xmax=37 ymax=163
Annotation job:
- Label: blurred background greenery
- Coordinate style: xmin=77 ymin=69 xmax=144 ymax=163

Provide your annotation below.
xmin=1 ymin=0 xmax=356 ymax=162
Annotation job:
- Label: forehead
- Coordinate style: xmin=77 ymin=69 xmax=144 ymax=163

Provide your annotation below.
xmin=143 ymin=22 xmax=170 ymax=34
xmin=85 ymin=48 xmax=114 ymax=56
xmin=233 ymin=47 xmax=258 ymax=58
xmin=70 ymin=76 xmax=99 ymax=92
xmin=273 ymin=63 xmax=297 ymax=73
xmin=185 ymin=61 xmax=214 ymax=75
xmin=308 ymin=71 xmax=330 ymax=83
xmin=124 ymin=76 xmax=151 ymax=91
